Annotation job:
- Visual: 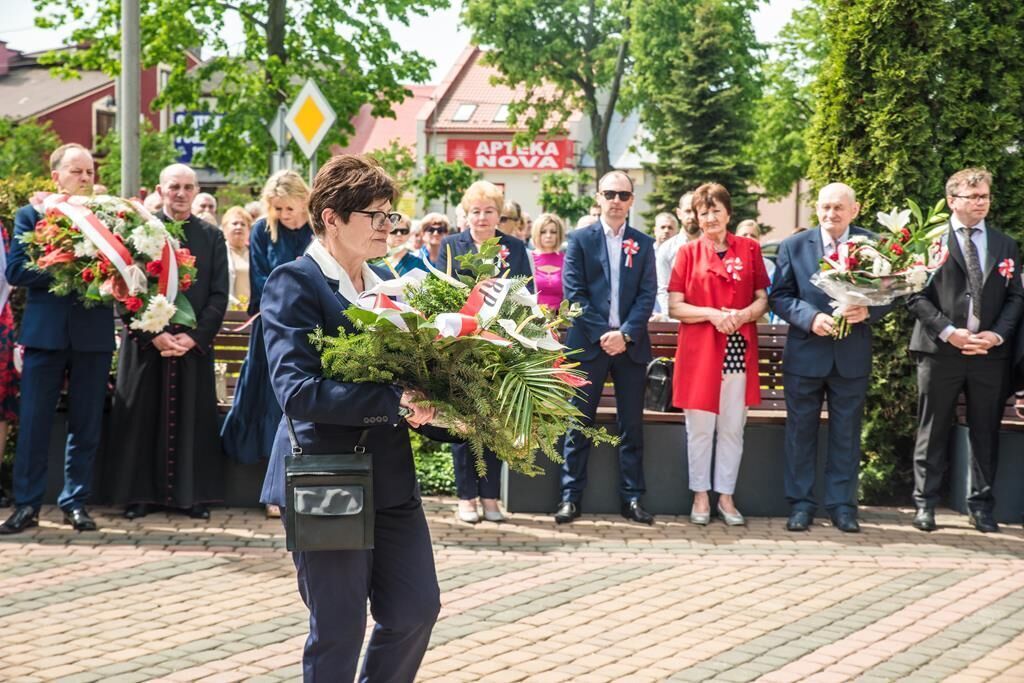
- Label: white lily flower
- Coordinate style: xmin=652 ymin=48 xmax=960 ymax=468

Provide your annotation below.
xmin=925 ymin=223 xmax=949 ymax=240
xmin=876 ymin=208 xmax=912 ymax=234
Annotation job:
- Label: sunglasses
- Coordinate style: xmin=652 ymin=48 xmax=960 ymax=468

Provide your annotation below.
xmin=499 ymin=216 xmax=521 ymax=223
xmin=390 ymin=227 xmax=410 ymax=236
xmin=600 ymin=190 xmax=633 ymax=201
xmin=424 ymin=225 xmax=448 ymax=234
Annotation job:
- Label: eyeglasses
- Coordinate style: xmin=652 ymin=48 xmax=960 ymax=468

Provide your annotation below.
xmin=600 ymin=190 xmax=633 ymax=201
xmin=499 ymin=216 xmax=520 ymax=223
xmin=344 ymin=209 xmax=402 ymax=231
xmin=424 ymin=225 xmax=448 ymax=234
xmin=952 ymin=194 xmax=991 ymax=203
xmin=390 ymin=227 xmax=410 ymax=236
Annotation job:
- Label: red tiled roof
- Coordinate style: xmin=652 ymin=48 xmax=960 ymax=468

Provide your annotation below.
xmin=333 ymin=84 xmax=434 ymax=155
xmin=421 ymin=46 xmax=581 ymax=133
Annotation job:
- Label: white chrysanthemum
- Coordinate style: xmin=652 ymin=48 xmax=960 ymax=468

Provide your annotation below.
xmin=129 ymin=225 xmax=168 ymax=261
xmin=906 ymin=269 xmax=929 ymax=288
xmin=870 ymin=256 xmax=892 ymax=277
xmin=73 ymin=239 xmax=100 ymax=259
xmin=129 ymin=295 xmax=177 ymax=333
xmin=147 ymin=218 xmax=166 ymax=232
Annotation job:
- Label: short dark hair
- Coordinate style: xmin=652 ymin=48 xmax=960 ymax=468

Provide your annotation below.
xmin=691 ymin=183 xmax=732 ymax=216
xmin=308 ymin=154 xmax=397 ymax=236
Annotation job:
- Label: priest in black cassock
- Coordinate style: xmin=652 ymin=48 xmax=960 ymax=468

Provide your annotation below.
xmin=103 ymin=163 xmax=229 ymax=519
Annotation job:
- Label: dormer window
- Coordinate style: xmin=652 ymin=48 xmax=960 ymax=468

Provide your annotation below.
xmin=452 ymin=103 xmax=477 ymax=122
xmin=493 ymin=104 xmax=509 ymax=122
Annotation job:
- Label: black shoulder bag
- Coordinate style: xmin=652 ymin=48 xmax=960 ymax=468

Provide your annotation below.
xmin=644 ymin=357 xmax=681 ymax=413
xmin=284 ymin=417 xmax=374 ymax=552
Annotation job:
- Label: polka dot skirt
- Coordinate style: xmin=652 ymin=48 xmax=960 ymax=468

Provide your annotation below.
xmin=723 ymin=333 xmax=746 ymax=374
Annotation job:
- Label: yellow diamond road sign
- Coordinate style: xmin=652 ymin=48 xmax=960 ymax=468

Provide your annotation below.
xmin=285 ymin=80 xmax=336 ymax=159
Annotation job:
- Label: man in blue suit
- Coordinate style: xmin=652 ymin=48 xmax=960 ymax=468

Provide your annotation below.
xmin=555 ymin=170 xmax=657 ymax=525
xmin=0 ymin=143 xmax=115 ymax=534
xmin=769 ymin=182 xmax=891 ymax=533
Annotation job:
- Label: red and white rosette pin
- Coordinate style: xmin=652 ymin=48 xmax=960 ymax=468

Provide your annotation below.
xmin=998 ymin=258 xmax=1015 ymax=285
xmin=724 ymin=256 xmax=743 ymax=281
xmin=497 ymin=245 xmax=511 ymax=269
xmin=622 ymin=239 xmax=640 ymax=268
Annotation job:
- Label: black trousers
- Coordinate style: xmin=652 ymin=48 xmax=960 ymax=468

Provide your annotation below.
xmin=912 ymin=352 xmax=1009 ymax=512
xmin=292 ymin=497 xmax=440 ymax=682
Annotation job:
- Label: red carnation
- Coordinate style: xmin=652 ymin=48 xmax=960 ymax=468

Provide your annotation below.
xmin=146 ymin=260 xmax=163 ymax=276
xmin=117 ymin=210 xmax=126 ymax=219
xmin=901 ymin=228 xmax=911 ymax=242
xmin=123 ymin=297 xmax=143 ymax=313
xmin=846 ymin=256 xmax=859 ymax=270
xmin=98 ymin=261 xmax=110 ymax=276
xmin=180 ymin=273 xmax=193 ymax=291
xmin=81 ymin=269 xmax=95 ymax=283
xmin=890 ymin=243 xmax=904 ymax=255
xmin=43 ymin=243 xmax=55 ymax=254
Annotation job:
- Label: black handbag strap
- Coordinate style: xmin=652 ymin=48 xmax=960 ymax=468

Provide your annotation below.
xmin=285 ymin=416 xmax=369 ymax=458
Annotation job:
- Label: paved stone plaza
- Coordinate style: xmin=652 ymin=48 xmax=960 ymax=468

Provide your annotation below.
xmin=2 ymin=499 xmax=1024 ymax=682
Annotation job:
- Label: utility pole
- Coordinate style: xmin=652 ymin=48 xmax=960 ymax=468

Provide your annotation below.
xmin=120 ymin=0 xmax=141 ymax=197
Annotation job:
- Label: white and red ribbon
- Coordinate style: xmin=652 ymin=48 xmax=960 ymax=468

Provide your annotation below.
xmin=32 ymin=193 xmax=149 ymax=295
xmin=999 ymin=258 xmax=1015 ymax=283
xmin=622 ymin=238 xmax=640 ymax=268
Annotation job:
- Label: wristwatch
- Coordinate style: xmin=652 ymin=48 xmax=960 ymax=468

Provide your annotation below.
xmin=398 ymin=406 xmax=414 ymax=419
xmin=621 ymin=332 xmax=633 ymax=345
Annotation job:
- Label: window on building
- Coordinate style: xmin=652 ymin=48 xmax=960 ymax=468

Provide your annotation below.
xmin=95 ymin=108 xmax=116 ymax=142
xmin=452 ymin=103 xmax=477 ymax=122
xmin=493 ymin=104 xmax=509 ymax=123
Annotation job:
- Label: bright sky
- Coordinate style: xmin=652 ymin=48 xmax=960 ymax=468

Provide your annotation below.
xmin=2 ymin=0 xmax=806 ymax=84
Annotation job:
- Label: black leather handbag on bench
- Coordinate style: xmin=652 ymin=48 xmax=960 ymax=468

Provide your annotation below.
xmin=284 ymin=418 xmax=374 ymax=552
xmin=644 ymin=357 xmax=681 ymax=413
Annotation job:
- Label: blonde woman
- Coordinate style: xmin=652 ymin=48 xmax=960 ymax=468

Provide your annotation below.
xmin=418 ymin=212 xmax=450 ymax=265
xmin=221 ymin=171 xmax=313 ymax=512
xmin=220 ymin=206 xmax=253 ymax=308
xmin=530 ymin=213 xmax=566 ymax=309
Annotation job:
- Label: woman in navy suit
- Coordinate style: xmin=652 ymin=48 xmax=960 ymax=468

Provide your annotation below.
xmin=434 ymin=181 xmax=532 ymax=523
xmin=260 ymin=155 xmax=441 ymax=682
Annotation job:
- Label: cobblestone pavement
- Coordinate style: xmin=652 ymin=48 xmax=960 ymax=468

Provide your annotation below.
xmin=3 ymin=500 xmax=1024 ymax=682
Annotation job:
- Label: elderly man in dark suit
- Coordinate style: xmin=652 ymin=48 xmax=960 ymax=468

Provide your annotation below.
xmin=0 ymin=143 xmax=114 ymax=534
xmin=907 ymin=168 xmax=1024 ymax=533
xmin=555 ymin=170 xmax=657 ymax=525
xmin=769 ymin=182 xmax=892 ymax=533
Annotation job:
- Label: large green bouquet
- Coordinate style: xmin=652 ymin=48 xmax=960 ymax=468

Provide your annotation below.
xmin=310 ymin=238 xmax=615 ymax=476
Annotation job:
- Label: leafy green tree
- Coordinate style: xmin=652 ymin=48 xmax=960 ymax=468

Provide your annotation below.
xmin=462 ymin=0 xmax=632 ymax=181
xmin=0 ymin=118 xmax=61 ymax=178
xmin=538 ymin=171 xmax=594 ymax=224
xmin=95 ymin=121 xmax=180 ymax=192
xmin=632 ymin=0 xmax=762 ymax=223
xmin=747 ymin=1 xmax=825 ymax=200
xmin=807 ymin=0 xmax=1024 ymax=500
xmin=33 ymin=0 xmax=446 ymax=177
xmin=367 ymin=139 xmax=417 ymax=191
xmin=412 ymin=157 xmax=480 ymax=213
xmin=214 ymin=184 xmax=258 ymax=211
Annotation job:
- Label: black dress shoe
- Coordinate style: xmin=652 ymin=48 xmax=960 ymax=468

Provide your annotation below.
xmin=912 ymin=507 xmax=937 ymax=532
xmin=786 ymin=510 xmax=812 ymax=532
xmin=186 ymin=504 xmax=210 ymax=520
xmin=621 ymin=499 xmax=655 ymax=525
xmin=124 ymin=503 xmax=150 ymax=520
xmin=63 ymin=507 xmax=98 ymax=531
xmin=968 ymin=510 xmax=999 ymax=533
xmin=830 ymin=511 xmax=860 ymax=533
xmin=554 ymin=501 xmax=581 ymax=524
xmin=0 ymin=506 xmax=39 ymax=534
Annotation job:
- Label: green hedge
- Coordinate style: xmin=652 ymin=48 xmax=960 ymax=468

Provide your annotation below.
xmin=410 ymin=431 xmax=455 ymax=496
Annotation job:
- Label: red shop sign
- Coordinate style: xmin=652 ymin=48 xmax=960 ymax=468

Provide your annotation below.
xmin=447 ymin=139 xmax=574 ymax=170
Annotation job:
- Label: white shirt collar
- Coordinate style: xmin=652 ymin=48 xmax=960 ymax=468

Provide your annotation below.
xmin=601 ymin=218 xmax=626 ymax=240
xmin=950 ymin=214 xmax=986 ymax=234
xmin=306 ymin=238 xmax=383 ymax=303
xmin=819 ymin=225 xmax=851 ymax=251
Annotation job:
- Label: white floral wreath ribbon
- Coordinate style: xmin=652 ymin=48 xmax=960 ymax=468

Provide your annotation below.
xmin=34 ymin=193 xmax=149 ymax=295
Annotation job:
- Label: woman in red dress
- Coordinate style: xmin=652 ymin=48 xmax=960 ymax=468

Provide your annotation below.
xmin=668 ymin=184 xmax=769 ymax=526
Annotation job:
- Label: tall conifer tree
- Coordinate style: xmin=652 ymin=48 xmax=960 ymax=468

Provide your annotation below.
xmin=633 ymin=0 xmax=761 ymax=222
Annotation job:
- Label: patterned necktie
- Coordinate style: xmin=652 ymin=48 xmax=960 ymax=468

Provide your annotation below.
xmin=959 ymin=227 xmax=983 ymax=325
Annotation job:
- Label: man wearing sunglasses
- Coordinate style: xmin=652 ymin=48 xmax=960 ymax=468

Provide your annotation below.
xmin=556 ymin=170 xmax=657 ymax=526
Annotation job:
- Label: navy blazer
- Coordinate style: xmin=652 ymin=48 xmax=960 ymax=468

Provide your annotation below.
xmin=907 ymin=223 xmax=1024 ymax=357
xmin=7 ymin=204 xmax=115 ymax=352
xmin=562 ymin=222 xmax=656 ymax=364
xmin=433 ymin=229 xmax=534 ymax=290
xmin=769 ymin=226 xmax=891 ymax=379
xmin=260 ymin=254 xmax=453 ymax=510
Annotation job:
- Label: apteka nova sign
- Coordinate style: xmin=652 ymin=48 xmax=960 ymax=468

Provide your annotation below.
xmin=446 ymin=139 xmax=574 ymax=170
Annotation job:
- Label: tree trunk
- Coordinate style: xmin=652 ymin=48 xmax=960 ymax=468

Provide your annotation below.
xmin=266 ymin=0 xmax=287 ymax=174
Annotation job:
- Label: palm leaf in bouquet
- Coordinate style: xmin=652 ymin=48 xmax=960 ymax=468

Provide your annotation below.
xmin=310 ymin=237 xmax=616 ymax=476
